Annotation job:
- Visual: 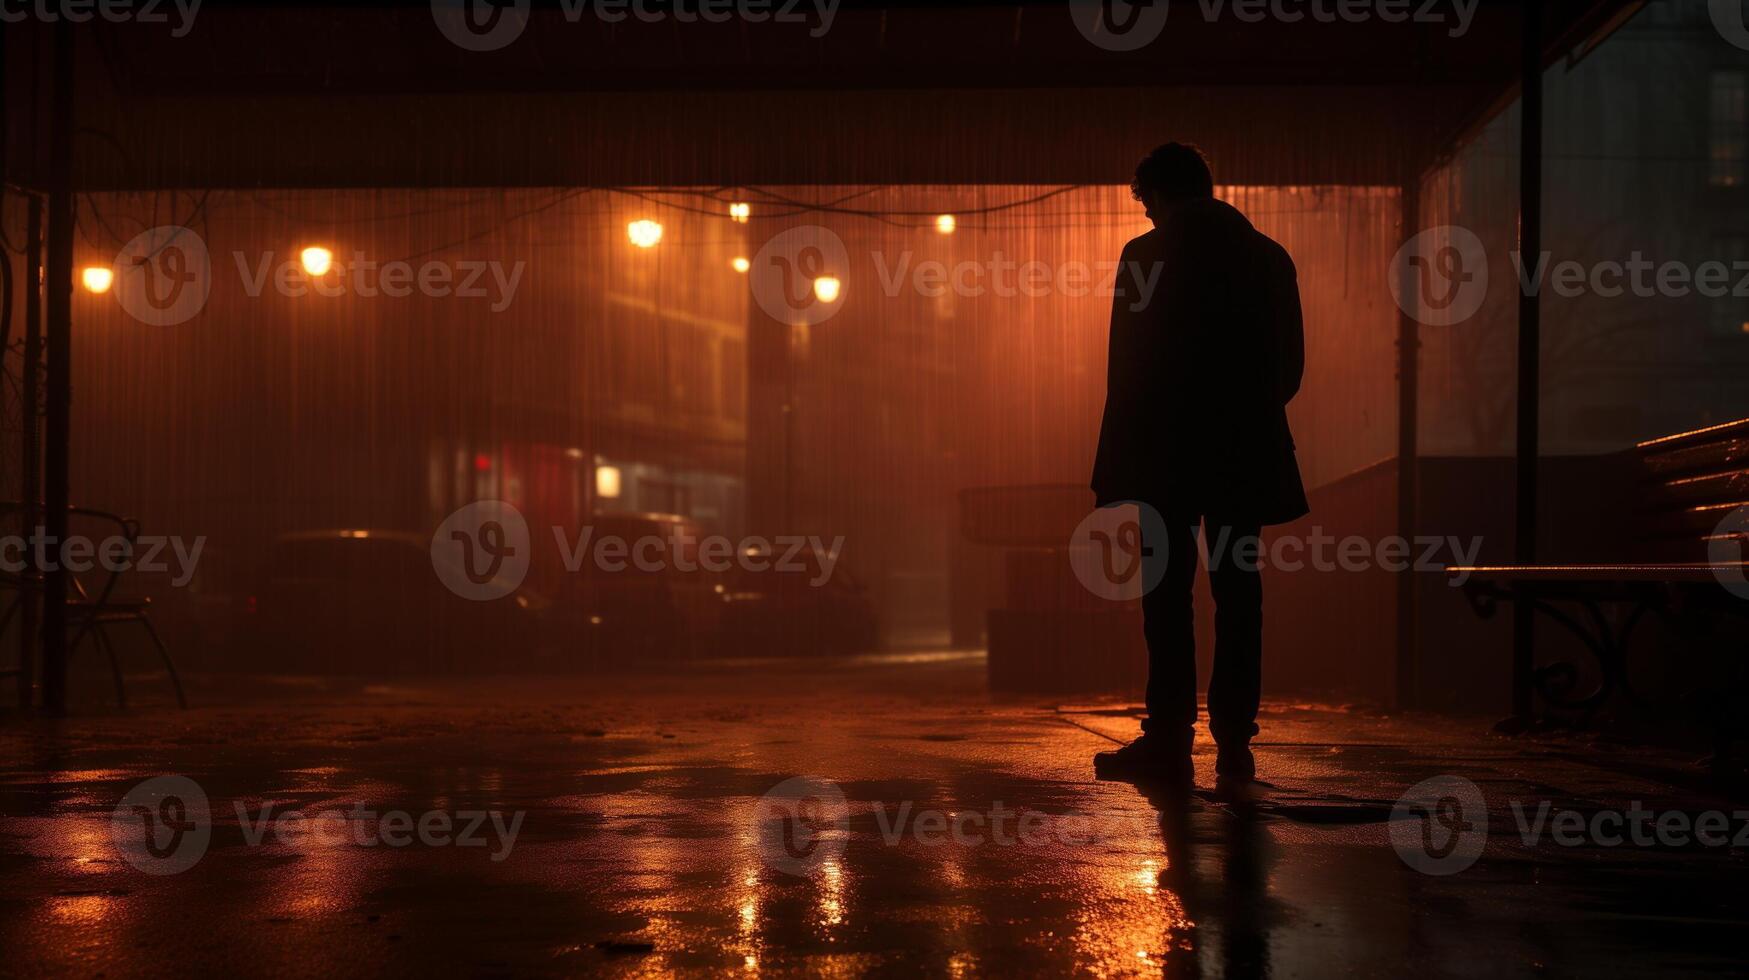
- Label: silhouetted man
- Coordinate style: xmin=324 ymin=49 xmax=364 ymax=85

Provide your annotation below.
xmin=1091 ymin=143 xmax=1308 ymax=792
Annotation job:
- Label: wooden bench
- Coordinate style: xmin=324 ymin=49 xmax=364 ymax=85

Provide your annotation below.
xmin=1447 ymin=418 xmax=1749 ymax=734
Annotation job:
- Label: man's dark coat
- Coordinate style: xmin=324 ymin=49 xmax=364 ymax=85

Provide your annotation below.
xmin=1091 ymin=197 xmax=1310 ymax=526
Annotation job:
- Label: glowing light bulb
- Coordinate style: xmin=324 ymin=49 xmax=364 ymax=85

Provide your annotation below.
xmin=300 ymin=246 xmax=334 ymax=276
xmin=935 ymin=214 xmax=957 ymax=234
xmin=729 ymin=202 xmax=751 ymax=223
xmin=627 ymin=220 xmax=663 ymax=248
xmin=731 ymin=256 xmax=750 ymax=273
xmin=596 ymin=465 xmax=622 ymax=499
xmin=813 ymin=276 xmax=842 ymax=303
xmin=80 ymin=267 xmax=114 ymax=293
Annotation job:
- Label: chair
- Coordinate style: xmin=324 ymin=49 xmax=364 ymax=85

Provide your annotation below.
xmin=0 ymin=503 xmax=187 ymax=709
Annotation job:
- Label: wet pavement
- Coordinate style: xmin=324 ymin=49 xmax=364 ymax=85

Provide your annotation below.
xmin=2 ymin=652 xmax=1746 ymax=977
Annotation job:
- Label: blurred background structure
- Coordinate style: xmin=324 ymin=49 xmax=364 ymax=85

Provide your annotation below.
xmin=2 ymin=0 xmax=1745 ymax=719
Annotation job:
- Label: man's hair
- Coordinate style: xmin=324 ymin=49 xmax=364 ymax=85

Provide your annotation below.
xmin=1131 ymin=143 xmax=1214 ymax=202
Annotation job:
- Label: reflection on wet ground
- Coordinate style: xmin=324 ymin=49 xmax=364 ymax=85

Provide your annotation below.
xmin=2 ymin=653 xmax=1746 ymax=976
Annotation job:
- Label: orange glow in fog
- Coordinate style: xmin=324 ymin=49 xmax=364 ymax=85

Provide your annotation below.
xmin=81 ymin=267 xmax=114 ymax=293
xmin=596 ymin=465 xmax=622 ymax=499
xmin=299 ymin=246 xmax=334 ymax=276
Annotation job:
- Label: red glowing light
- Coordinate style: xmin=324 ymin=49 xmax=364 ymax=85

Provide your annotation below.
xmin=473 ymin=453 xmax=492 ymax=472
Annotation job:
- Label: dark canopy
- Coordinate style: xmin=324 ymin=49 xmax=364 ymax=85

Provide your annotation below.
xmin=4 ymin=0 xmax=1637 ymax=190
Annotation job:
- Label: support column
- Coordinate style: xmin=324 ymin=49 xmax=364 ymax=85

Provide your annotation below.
xmin=19 ymin=195 xmax=44 ymax=709
xmin=746 ymin=315 xmax=794 ymax=535
xmin=42 ymin=19 xmax=74 ymax=714
xmin=1512 ymin=0 xmax=1545 ymax=722
xmin=1394 ymin=174 xmax=1421 ymax=711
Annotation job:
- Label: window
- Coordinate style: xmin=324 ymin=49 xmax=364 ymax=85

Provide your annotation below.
xmin=1710 ymin=70 xmax=1747 ymax=188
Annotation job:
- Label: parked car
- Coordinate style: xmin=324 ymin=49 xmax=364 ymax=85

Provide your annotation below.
xmin=712 ymin=542 xmax=877 ymax=657
xmin=560 ymin=512 xmax=724 ymax=663
xmin=249 ymin=530 xmax=553 ymax=673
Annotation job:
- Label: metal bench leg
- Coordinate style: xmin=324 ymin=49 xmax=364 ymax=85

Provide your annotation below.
xmin=135 ymin=616 xmax=187 ymax=709
xmin=88 ymin=627 xmax=127 ymax=711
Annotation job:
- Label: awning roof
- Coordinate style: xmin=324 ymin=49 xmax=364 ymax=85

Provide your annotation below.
xmin=3 ymin=0 xmax=1640 ymax=189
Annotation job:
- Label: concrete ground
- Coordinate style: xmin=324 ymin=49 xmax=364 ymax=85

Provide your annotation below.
xmin=1 ymin=653 xmax=1746 ymax=978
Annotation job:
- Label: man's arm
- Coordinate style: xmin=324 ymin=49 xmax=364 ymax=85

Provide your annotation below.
xmin=1272 ymin=245 xmax=1305 ymax=406
xmin=1090 ymin=245 xmax=1148 ymax=504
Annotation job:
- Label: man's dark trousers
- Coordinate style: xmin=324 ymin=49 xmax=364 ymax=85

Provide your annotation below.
xmin=1138 ymin=515 xmax=1264 ymax=751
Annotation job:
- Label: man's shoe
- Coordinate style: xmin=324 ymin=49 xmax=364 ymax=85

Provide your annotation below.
xmin=1213 ymin=743 xmax=1258 ymax=801
xmin=1094 ymin=734 xmax=1192 ymax=786
xmin=1214 ymin=743 xmax=1256 ymax=783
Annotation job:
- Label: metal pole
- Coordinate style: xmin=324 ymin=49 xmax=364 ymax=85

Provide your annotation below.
xmin=42 ymin=19 xmax=74 ymax=714
xmin=783 ymin=325 xmax=795 ymax=530
xmin=1395 ymin=173 xmax=1421 ymax=711
xmin=19 ymin=195 xmax=44 ymax=710
xmin=1512 ymin=0 xmax=1544 ymax=722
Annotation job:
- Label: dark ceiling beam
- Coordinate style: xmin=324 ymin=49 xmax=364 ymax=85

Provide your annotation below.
xmin=52 ymin=85 xmax=1466 ymax=190
xmin=1 ymin=0 xmax=1640 ymax=190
